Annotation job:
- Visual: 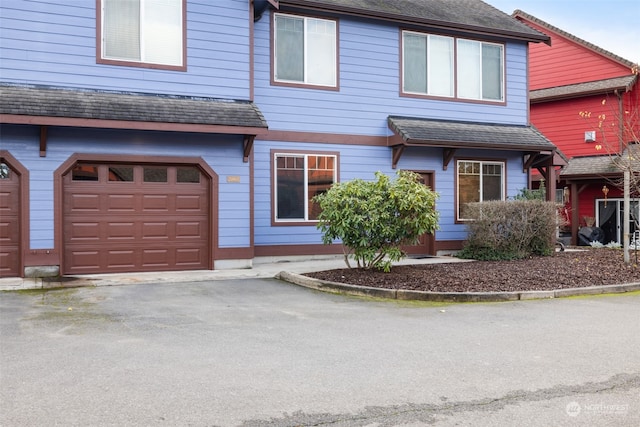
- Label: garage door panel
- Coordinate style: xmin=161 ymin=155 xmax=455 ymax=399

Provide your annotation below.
xmin=107 ymin=222 xmax=136 ymax=239
xmin=142 ymin=195 xmax=169 ymax=211
xmin=176 ymin=221 xmax=202 ymax=238
xmin=176 ymin=194 xmax=203 ymax=211
xmin=176 ymin=248 xmax=204 ymax=265
xmin=66 ymin=250 xmax=101 ymax=271
xmin=107 ymin=194 xmax=136 ymax=211
xmin=106 ymin=250 xmax=136 ymax=269
xmin=64 ymin=163 xmax=210 ymax=274
xmin=68 ymin=194 xmax=101 ymax=211
xmin=67 ymin=222 xmax=101 ymax=241
xmin=142 ymin=249 xmax=170 ymax=267
xmin=142 ymin=222 xmax=170 ymax=239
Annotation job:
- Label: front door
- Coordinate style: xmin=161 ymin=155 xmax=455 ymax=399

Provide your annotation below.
xmin=402 ymin=171 xmax=436 ymax=256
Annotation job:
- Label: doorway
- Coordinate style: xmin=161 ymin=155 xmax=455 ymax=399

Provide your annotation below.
xmin=402 ymin=171 xmax=436 ymax=256
xmin=596 ymin=198 xmax=639 ymax=244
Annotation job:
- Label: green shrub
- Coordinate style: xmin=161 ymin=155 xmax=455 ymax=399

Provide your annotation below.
xmin=314 ymin=171 xmax=439 ymax=271
xmin=459 ymin=199 xmax=558 ymax=260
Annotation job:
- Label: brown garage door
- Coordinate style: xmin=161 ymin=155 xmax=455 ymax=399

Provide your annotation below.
xmin=63 ymin=163 xmax=210 ymax=275
xmin=0 ymin=161 xmax=20 ymax=277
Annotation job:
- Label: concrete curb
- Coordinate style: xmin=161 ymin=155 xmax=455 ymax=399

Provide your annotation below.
xmin=277 ymin=271 xmax=640 ymax=302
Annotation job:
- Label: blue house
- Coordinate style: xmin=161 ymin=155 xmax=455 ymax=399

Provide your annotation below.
xmin=0 ymin=0 xmax=556 ymax=277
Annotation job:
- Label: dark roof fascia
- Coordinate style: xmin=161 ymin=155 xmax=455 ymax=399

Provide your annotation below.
xmin=0 ymin=84 xmax=268 ymax=135
xmin=513 ymin=10 xmax=637 ymax=68
xmin=388 ymin=116 xmax=556 ymax=152
xmin=530 ymin=75 xmax=638 ymax=103
xmin=279 ymin=0 xmax=550 ymax=43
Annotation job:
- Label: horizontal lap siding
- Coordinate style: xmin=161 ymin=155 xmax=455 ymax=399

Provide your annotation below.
xmin=254 ymin=11 xmax=531 ymax=133
xmin=0 ymin=0 xmax=251 ymax=98
xmin=254 ymin=141 xmax=528 ymax=246
xmin=523 ymin=20 xmax=631 ymax=90
xmin=0 ymin=124 xmax=250 ymax=250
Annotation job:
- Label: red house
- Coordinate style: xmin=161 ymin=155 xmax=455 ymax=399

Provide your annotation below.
xmin=514 ymin=10 xmax=640 ymax=246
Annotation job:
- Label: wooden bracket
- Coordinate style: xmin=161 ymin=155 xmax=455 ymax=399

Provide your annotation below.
xmin=243 ymin=135 xmax=255 ymax=163
xmin=391 ymin=145 xmax=405 ymax=169
xmin=443 ymin=148 xmax=456 ymax=171
xmin=39 ymin=126 xmax=48 ymax=157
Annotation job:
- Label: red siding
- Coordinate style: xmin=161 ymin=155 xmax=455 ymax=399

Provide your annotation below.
xmin=531 ymin=94 xmax=628 ymax=158
xmin=517 ymin=19 xmax=633 ymax=90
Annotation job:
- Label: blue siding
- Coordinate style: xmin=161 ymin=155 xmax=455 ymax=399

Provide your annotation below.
xmin=0 ymin=0 xmax=251 ymax=98
xmin=0 ymin=124 xmax=251 ymax=250
xmin=254 ymin=10 xmax=531 ymax=136
xmin=254 ymin=140 xmax=529 ymax=247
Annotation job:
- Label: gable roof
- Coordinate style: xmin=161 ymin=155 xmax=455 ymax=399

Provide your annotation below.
xmin=513 ymin=9 xmax=637 ymax=69
xmin=279 ymin=0 xmax=550 ymax=43
xmin=530 ymin=75 xmax=639 ymax=103
xmin=388 ymin=116 xmax=555 ymax=151
xmin=0 ymin=84 xmax=268 ymax=135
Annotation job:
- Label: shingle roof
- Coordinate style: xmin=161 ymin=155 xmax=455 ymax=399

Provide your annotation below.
xmin=561 ymin=145 xmax=640 ymax=178
xmin=0 ymin=83 xmax=268 ymax=130
xmin=530 ymin=75 xmax=638 ymax=102
xmin=280 ymin=0 xmax=549 ymax=43
xmin=388 ymin=116 xmax=556 ymax=151
xmin=513 ymin=10 xmax=637 ymax=68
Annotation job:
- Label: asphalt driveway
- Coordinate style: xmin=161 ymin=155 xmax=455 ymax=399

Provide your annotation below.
xmin=1 ymin=279 xmax=638 ymax=426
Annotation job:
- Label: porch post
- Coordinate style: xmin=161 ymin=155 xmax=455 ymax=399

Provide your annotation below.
xmin=571 ymin=182 xmax=579 ymax=246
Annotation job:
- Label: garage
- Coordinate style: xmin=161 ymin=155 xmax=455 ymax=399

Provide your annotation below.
xmin=63 ymin=162 xmax=211 ymax=275
xmin=0 ymin=159 xmax=20 ymax=277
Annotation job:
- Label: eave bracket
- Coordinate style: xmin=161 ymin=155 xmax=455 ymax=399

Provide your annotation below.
xmin=243 ymin=135 xmax=255 ymax=163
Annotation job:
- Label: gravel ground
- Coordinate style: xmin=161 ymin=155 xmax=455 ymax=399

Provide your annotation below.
xmin=305 ymin=248 xmax=640 ymax=292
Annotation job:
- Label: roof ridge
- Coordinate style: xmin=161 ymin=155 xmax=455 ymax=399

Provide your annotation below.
xmin=512 ymin=9 xmax=637 ymax=68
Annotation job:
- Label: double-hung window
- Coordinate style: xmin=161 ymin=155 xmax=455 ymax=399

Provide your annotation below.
xmin=457 ymin=160 xmax=505 ymax=220
xmin=274 ymin=13 xmax=337 ymax=88
xmin=274 ymin=153 xmax=337 ymax=222
xmin=402 ymin=31 xmax=504 ymax=102
xmin=99 ymin=0 xmax=184 ymax=69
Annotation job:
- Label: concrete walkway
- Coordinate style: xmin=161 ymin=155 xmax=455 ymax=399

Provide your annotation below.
xmin=0 ymin=254 xmax=469 ymax=292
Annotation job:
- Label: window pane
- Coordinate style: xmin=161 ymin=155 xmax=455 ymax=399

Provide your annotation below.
xmin=482 ymin=163 xmax=503 ymax=201
xmin=0 ymin=163 xmax=9 ymax=179
xmin=143 ymin=167 xmax=167 ymax=182
xmin=143 ymin=0 xmax=182 ymax=66
xmin=103 ymin=0 xmax=141 ymax=61
xmin=72 ymin=164 xmax=99 ymax=181
xmin=457 ymin=39 xmax=481 ymax=99
xmin=482 ymin=44 xmax=503 ymax=101
xmin=306 ymin=18 xmax=336 ymax=86
xmin=307 ymin=155 xmax=335 ymax=220
xmin=109 ymin=166 xmax=134 ymax=182
xmin=275 ymin=15 xmax=304 ymax=82
xmin=177 ymin=167 xmax=200 ymax=183
xmin=403 ymin=33 xmax=427 ymax=93
xmin=429 ymin=35 xmax=453 ymax=97
xmin=276 ymin=156 xmax=305 ymax=219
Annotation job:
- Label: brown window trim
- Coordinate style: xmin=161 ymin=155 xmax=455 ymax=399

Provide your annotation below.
xmin=270 ymin=11 xmax=340 ymax=91
xmin=398 ymin=29 xmax=506 ymax=105
xmin=454 ymin=157 xmax=507 ymax=224
xmin=270 ymin=149 xmax=340 ymax=226
xmin=95 ymin=0 xmax=187 ymax=72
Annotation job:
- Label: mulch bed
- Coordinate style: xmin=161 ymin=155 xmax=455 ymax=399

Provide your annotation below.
xmin=305 ymin=248 xmax=640 ymax=293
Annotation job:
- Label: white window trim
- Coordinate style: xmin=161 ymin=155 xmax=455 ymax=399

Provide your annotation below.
xmin=273 ymin=13 xmax=338 ymax=88
xmin=100 ymin=0 xmax=184 ymax=68
xmin=401 ymin=30 xmax=505 ymax=102
xmin=274 ymin=152 xmax=337 ymax=222
xmin=456 ymin=160 xmax=506 ymax=221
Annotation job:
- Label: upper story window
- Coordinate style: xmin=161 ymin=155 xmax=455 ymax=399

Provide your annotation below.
xmin=274 ymin=152 xmax=337 ymax=222
xmin=457 ymin=160 xmax=505 ymax=221
xmin=99 ymin=0 xmax=185 ymax=70
xmin=402 ymin=31 xmax=504 ymax=102
xmin=273 ymin=13 xmax=337 ymax=88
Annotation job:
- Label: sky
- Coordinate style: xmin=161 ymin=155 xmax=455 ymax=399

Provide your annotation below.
xmin=487 ymin=0 xmax=640 ymax=64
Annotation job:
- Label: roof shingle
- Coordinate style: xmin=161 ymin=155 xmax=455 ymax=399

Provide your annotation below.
xmin=0 ymin=84 xmax=268 ymax=130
